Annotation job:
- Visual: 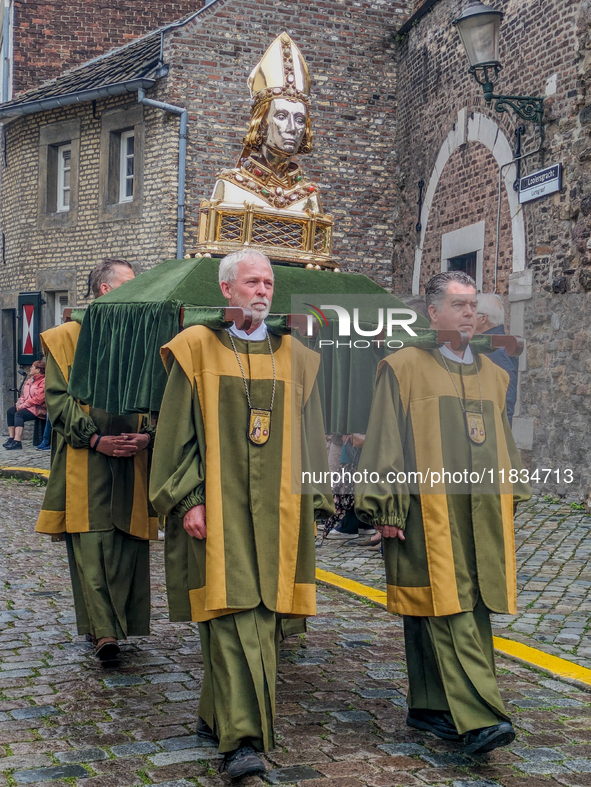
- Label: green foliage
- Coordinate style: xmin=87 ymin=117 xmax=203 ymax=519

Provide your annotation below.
xmin=2 ymin=474 xmax=47 ymax=487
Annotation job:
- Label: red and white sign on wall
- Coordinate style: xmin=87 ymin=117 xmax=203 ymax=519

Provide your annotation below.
xmin=17 ymin=292 xmax=42 ymax=366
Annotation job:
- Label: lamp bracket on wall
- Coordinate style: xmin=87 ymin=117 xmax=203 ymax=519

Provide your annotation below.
xmin=470 ymin=63 xmax=544 ymax=142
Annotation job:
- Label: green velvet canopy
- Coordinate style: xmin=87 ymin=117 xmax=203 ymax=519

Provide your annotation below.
xmin=67 ymin=257 xmax=505 ymax=433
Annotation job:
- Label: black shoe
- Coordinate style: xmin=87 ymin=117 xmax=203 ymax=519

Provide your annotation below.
xmin=219 ymin=744 xmax=266 ymax=779
xmin=196 ymin=716 xmax=218 ymax=743
xmin=2 ymin=438 xmax=14 ymax=448
xmin=6 ymin=441 xmax=22 ymax=450
xmin=95 ymin=637 xmax=121 ymax=662
xmin=464 ymin=722 xmax=515 ymax=755
xmin=406 ymin=708 xmax=462 ymax=741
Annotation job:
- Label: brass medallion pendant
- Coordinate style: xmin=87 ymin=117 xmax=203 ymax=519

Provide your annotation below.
xmin=465 ymin=412 xmax=486 ymax=445
xmin=439 ymin=350 xmax=486 ymax=445
xmin=227 ymin=330 xmax=276 ymax=446
xmin=248 ymin=408 xmax=271 ymax=446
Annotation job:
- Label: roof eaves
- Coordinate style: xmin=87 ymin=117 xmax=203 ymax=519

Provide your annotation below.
xmin=0 ymin=0 xmax=227 ymax=120
xmin=0 ymin=78 xmax=156 ymax=120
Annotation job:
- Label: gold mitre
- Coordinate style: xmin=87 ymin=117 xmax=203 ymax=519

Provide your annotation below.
xmin=247 ymin=32 xmax=311 ymax=109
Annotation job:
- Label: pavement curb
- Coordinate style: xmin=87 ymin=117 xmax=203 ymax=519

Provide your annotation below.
xmin=0 ymin=465 xmax=49 ymax=483
xmin=492 ymin=635 xmax=591 ymax=693
xmin=316 ymin=567 xmax=591 ymax=692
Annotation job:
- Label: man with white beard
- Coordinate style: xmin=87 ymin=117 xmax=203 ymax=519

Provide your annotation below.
xmin=150 ymin=249 xmax=333 ymax=779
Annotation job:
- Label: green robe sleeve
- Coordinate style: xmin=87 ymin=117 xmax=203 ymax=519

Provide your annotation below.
xmin=140 ymin=420 xmax=157 ymax=450
xmin=149 ymin=359 xmax=205 ymax=518
xmin=301 ymin=379 xmax=335 ymax=519
xmin=45 ymin=352 xmax=97 ymax=449
xmin=354 ymin=365 xmax=410 ymax=529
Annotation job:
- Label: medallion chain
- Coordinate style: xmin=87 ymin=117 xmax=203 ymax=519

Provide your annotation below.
xmin=227 ymin=329 xmax=276 ymax=412
xmin=439 ymin=349 xmax=483 ymax=416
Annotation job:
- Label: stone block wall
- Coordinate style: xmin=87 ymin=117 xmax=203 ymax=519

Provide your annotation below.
xmin=0 ymin=96 xmax=179 ymax=303
xmin=518 ymin=293 xmax=591 ymax=501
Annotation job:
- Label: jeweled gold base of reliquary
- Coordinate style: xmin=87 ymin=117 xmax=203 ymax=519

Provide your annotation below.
xmin=193 ymin=199 xmax=335 ymax=269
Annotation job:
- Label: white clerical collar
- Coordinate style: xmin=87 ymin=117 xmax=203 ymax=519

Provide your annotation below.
xmin=228 ymin=320 xmax=268 ymax=341
xmin=439 ymin=343 xmax=474 ymax=365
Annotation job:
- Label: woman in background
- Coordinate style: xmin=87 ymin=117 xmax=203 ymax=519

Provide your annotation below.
xmin=4 ymin=359 xmax=47 ymax=450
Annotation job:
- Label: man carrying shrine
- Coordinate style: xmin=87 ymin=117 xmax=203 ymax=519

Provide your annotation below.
xmin=150 ymin=249 xmax=333 ymax=779
xmin=355 ymin=271 xmax=531 ymax=755
xmin=36 ymin=259 xmax=158 ymax=662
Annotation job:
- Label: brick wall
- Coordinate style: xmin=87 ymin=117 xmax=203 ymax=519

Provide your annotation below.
xmin=393 ymin=0 xmax=583 ymax=296
xmin=411 ymin=0 xmax=434 ymax=16
xmin=393 ymin=0 xmax=590 ymax=501
xmin=12 ymin=0 xmax=204 ymax=96
xmin=159 ymin=0 xmax=410 ymax=285
xmin=419 ymin=142 xmax=513 ymax=293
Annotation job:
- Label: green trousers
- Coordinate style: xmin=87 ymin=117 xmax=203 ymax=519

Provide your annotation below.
xmin=198 ymin=605 xmax=282 ymax=753
xmin=281 ymin=618 xmax=306 ymax=638
xmin=66 ymin=529 xmax=150 ymax=641
xmin=403 ymin=597 xmax=509 ymax=735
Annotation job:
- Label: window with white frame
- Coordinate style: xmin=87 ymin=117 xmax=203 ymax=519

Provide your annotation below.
xmin=56 ymin=144 xmax=72 ymax=212
xmin=38 ymin=119 xmax=80 ymax=227
xmin=54 ymin=291 xmax=68 ymax=325
xmin=441 ymin=221 xmax=485 ymax=291
xmin=0 ymin=0 xmax=14 ymax=104
xmin=99 ymin=108 xmax=143 ymax=221
xmin=119 ymin=129 xmax=134 ymax=203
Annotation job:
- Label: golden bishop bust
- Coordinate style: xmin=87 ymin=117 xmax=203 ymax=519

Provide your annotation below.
xmin=194 ymin=32 xmax=334 ymax=269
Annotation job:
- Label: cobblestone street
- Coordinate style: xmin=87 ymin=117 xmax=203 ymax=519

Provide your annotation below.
xmin=2 ymin=479 xmax=591 ymax=787
xmin=317 ymin=499 xmax=591 ymax=670
xmin=0 ymin=440 xmax=51 ymax=473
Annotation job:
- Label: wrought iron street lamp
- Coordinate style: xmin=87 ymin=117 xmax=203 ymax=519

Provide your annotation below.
xmin=453 ymin=2 xmax=544 ymax=140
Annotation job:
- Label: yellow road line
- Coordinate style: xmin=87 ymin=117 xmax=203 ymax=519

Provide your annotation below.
xmin=492 ymin=635 xmax=591 ymax=686
xmin=316 ymin=567 xmax=591 ymax=688
xmin=0 ymin=465 xmax=50 ymax=478
xmin=316 ymin=568 xmax=388 ymax=605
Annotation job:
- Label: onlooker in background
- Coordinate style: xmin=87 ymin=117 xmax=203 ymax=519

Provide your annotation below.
xmin=4 ymin=360 xmax=47 ymax=450
xmin=324 ymin=433 xmax=379 ymax=547
xmin=475 ymin=294 xmax=519 ymax=425
xmin=36 ymin=417 xmax=52 ymax=451
xmin=327 ymin=432 xmax=343 ymax=475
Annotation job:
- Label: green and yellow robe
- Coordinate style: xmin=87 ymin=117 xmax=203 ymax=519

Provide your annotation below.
xmin=36 ymin=322 xmax=158 ymax=539
xmin=149 ymin=326 xmax=334 ymax=624
xmin=35 ymin=321 xmax=157 ymax=640
xmin=355 ymin=347 xmax=531 ymax=733
xmin=355 ymin=347 xmax=531 ymax=618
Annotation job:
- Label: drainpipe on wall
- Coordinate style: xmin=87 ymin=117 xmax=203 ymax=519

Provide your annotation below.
xmin=2 ymin=0 xmax=12 ymax=104
xmin=138 ymin=87 xmax=187 ymax=260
